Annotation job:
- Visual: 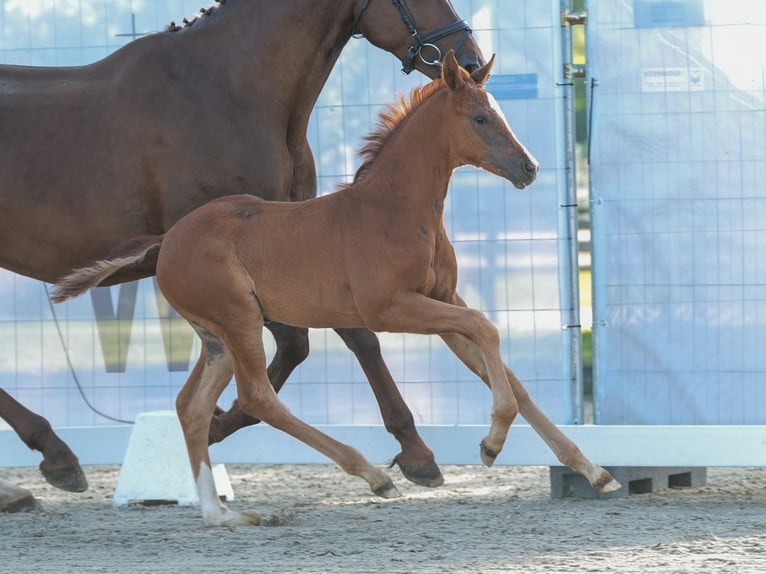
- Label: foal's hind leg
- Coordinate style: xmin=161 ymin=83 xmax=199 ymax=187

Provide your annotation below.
xmin=0 ymin=389 xmax=87 ymax=493
xmin=208 ymin=323 xmax=444 ymax=489
xmin=176 ymin=330 xmax=260 ymax=527
xmin=220 ymin=312 xmax=400 ymax=501
xmin=208 ymin=322 xmax=309 ymax=445
xmin=334 ymin=327 xmax=443 ymax=487
xmin=440 ymin=330 xmax=620 ymax=493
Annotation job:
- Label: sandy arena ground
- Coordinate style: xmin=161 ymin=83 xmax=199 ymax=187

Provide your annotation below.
xmin=1 ymin=464 xmax=764 ymax=573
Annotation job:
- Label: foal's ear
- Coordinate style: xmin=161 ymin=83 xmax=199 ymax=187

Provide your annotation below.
xmin=470 ymin=53 xmax=495 ymax=86
xmin=442 ymin=49 xmax=465 ymax=91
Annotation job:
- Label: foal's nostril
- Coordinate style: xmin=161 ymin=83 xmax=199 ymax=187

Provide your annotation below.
xmin=524 ymin=161 xmax=539 ymax=176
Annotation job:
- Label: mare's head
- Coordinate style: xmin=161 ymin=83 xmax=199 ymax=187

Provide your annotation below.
xmin=353 ymin=0 xmax=484 ymax=76
xmin=441 ymin=50 xmax=539 ymax=189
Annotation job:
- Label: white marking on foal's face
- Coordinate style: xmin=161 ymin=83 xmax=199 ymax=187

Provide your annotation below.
xmin=487 ymin=92 xmax=511 ymax=129
xmin=486 ymin=91 xmax=539 ymax=171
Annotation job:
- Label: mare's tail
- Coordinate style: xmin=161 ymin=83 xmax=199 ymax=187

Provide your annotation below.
xmin=50 ymin=235 xmax=164 ymax=303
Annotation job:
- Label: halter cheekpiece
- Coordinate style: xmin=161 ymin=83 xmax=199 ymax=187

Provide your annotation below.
xmin=353 ymin=0 xmax=473 ymax=74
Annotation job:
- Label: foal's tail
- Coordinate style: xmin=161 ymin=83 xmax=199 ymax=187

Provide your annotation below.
xmin=50 ymin=235 xmax=164 ymax=303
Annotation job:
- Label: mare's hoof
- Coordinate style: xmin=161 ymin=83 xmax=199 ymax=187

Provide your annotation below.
xmin=479 ymin=440 xmax=499 ymax=467
xmin=390 ymin=456 xmax=444 ymax=488
xmin=208 ymin=417 xmax=226 ymax=446
xmin=208 ymin=406 xmax=231 ymax=445
xmin=40 ymin=463 xmax=88 ymax=493
xmin=0 ymin=479 xmax=39 ymax=513
xmin=208 ymin=404 xmax=263 ymax=446
xmin=595 ymin=470 xmax=622 ymax=493
xmin=372 ymin=479 xmax=402 ymax=499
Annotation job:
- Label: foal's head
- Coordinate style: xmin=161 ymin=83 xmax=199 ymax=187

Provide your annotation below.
xmin=442 ymin=50 xmax=539 ymax=189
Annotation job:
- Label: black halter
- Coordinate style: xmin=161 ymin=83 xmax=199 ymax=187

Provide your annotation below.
xmin=353 ymin=0 xmax=473 ymax=74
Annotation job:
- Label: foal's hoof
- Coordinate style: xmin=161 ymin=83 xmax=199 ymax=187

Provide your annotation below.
xmin=205 ymin=509 xmax=261 ymax=527
xmin=228 ymin=511 xmax=262 ymax=527
xmin=372 ymin=479 xmax=402 ymax=499
xmin=479 ymin=440 xmax=499 ymax=467
xmin=40 ymin=462 xmax=88 ymax=493
xmin=594 ymin=469 xmax=622 ymax=493
xmin=390 ymin=456 xmax=444 ymax=488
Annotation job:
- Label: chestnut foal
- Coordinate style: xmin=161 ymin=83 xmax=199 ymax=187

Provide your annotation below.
xmin=53 ymin=51 xmax=620 ymax=526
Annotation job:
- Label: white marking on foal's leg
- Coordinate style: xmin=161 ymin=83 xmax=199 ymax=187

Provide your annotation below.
xmin=197 ymin=463 xmax=224 ymax=519
xmin=196 ymin=462 xmax=260 ymax=527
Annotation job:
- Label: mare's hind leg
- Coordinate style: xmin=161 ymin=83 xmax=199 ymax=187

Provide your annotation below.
xmin=334 ymin=327 xmax=443 ymax=487
xmin=439 ymin=329 xmax=620 ymax=493
xmin=208 ymin=322 xmax=308 ymax=445
xmin=176 ymin=329 xmax=260 ymax=527
xmin=0 ymin=389 xmax=87 ymax=492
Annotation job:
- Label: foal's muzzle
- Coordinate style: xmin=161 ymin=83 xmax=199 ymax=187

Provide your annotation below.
xmin=511 ymin=160 xmax=540 ymax=189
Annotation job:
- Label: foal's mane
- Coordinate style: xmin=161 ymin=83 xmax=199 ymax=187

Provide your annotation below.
xmin=167 ymin=0 xmax=227 ymax=32
xmin=352 ymin=79 xmax=447 ymax=182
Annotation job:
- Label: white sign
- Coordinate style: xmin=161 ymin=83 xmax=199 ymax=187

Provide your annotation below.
xmin=641 ymin=67 xmax=705 ymax=92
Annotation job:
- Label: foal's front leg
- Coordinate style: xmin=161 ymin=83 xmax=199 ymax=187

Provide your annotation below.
xmin=441 ymin=331 xmax=619 ymax=492
xmin=437 ymin=288 xmax=620 ymax=494
xmin=503 ymin=365 xmax=620 ymax=492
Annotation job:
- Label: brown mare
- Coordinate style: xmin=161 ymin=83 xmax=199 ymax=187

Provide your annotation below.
xmin=0 ymin=0 xmax=484 ymax=506
xmin=53 ymin=52 xmax=621 ymax=526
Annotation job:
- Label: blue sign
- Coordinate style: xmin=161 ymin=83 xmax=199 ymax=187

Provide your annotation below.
xmin=486 ymin=73 xmax=538 ymax=100
xmin=634 ymin=0 xmax=706 ymax=28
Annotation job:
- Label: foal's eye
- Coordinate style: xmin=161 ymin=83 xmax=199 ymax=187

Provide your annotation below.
xmin=473 ymin=115 xmax=487 ymax=125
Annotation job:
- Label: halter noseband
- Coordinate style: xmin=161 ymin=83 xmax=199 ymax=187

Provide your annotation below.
xmin=353 ymin=0 xmax=473 ymax=74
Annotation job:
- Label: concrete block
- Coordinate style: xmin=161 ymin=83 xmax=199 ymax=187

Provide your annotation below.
xmin=0 ymin=478 xmax=38 ymax=512
xmin=113 ymin=410 xmax=233 ymax=507
xmin=550 ymin=466 xmax=707 ymax=499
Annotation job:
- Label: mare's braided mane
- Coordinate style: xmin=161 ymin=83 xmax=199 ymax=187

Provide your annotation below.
xmin=167 ymin=0 xmax=227 ymax=32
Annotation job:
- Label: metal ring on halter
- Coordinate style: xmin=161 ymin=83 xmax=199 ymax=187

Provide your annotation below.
xmin=418 ymin=43 xmax=442 ymax=67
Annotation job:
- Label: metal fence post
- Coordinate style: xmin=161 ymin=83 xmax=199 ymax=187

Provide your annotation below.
xmin=560 ymin=0 xmax=584 ymax=424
